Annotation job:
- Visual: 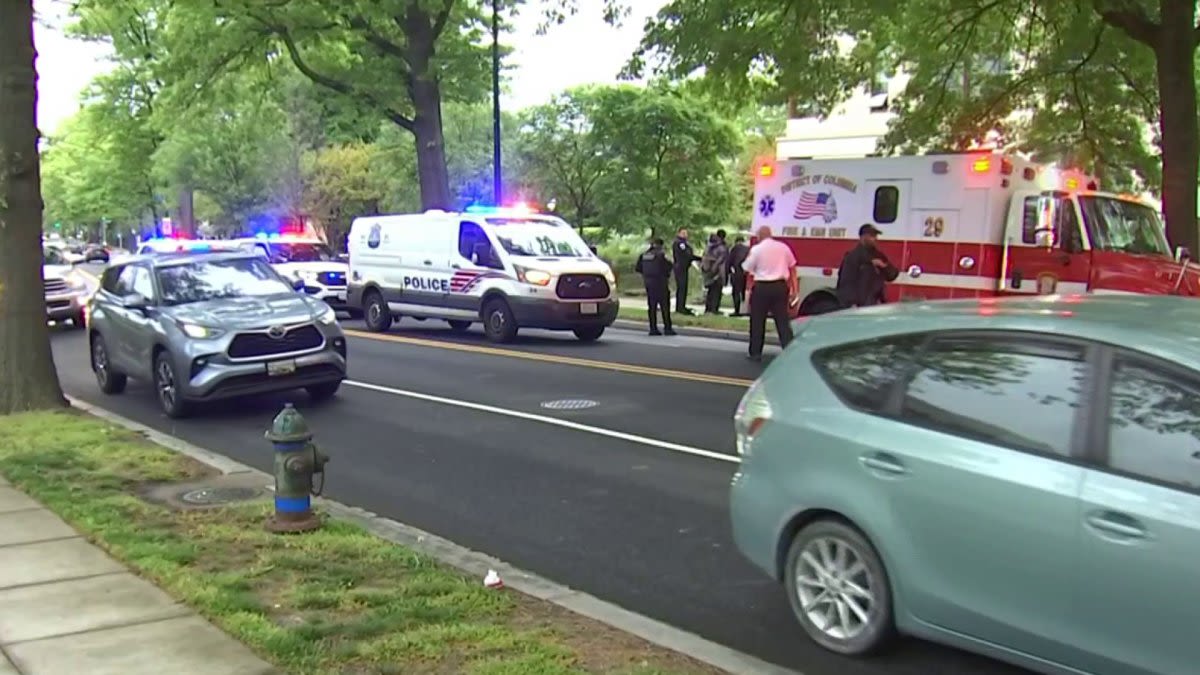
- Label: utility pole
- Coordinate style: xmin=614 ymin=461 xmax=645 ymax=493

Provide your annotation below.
xmin=491 ymin=0 xmax=503 ymax=204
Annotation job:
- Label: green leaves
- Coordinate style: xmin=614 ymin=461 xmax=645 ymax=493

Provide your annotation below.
xmin=514 ymin=85 xmax=744 ymax=239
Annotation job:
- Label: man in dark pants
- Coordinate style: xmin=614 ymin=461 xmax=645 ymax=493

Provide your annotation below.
xmin=672 ymin=228 xmax=699 ymax=314
xmin=636 ymin=237 xmax=676 ymax=336
xmin=743 ymin=226 xmax=797 ymax=361
xmin=836 ymin=224 xmax=900 ymax=308
xmin=727 ymin=235 xmax=749 ymax=316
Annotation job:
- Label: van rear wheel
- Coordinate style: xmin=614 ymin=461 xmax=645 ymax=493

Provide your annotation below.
xmin=363 ymin=290 xmax=392 ymax=332
xmin=482 ymin=299 xmax=518 ymax=343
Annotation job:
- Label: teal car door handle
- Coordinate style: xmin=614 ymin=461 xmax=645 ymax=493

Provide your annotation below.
xmin=859 ymin=453 xmax=908 ymax=476
xmin=1085 ymin=511 xmax=1147 ymax=540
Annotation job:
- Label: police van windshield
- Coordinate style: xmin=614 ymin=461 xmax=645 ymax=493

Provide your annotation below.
xmin=156 ymin=257 xmax=294 ymax=306
xmin=266 ymin=242 xmax=335 ymax=264
xmin=487 ymin=218 xmax=590 ymax=258
xmin=1078 ymin=196 xmax=1169 ymax=257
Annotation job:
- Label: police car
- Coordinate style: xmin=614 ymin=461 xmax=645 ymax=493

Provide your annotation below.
xmin=131 ymin=238 xmax=247 ymax=258
xmin=235 ymin=235 xmax=353 ymax=316
xmin=347 ymin=204 xmax=618 ymax=342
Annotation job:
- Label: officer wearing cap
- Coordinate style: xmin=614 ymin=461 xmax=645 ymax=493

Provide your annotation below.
xmin=835 ymin=224 xmax=899 ymax=308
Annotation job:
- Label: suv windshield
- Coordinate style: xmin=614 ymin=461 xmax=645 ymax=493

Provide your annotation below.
xmin=266 ymin=242 xmax=334 ymax=264
xmin=487 ymin=218 xmax=590 ymax=258
xmin=156 ymin=257 xmax=294 ymax=306
xmin=1078 ymin=196 xmax=1169 ymax=257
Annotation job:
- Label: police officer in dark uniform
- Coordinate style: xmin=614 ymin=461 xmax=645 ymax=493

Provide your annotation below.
xmin=636 ymin=237 xmax=677 ymax=336
xmin=672 ymin=228 xmax=699 ymax=314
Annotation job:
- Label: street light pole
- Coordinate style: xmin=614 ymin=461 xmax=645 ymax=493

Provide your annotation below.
xmin=491 ymin=0 xmax=502 ymax=205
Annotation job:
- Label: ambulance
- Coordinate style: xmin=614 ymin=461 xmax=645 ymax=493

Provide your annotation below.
xmin=346 ymin=204 xmax=618 ymax=343
xmin=751 ymin=152 xmax=1196 ymax=315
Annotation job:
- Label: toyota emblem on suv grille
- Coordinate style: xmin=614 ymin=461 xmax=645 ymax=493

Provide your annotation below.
xmin=267 ymin=325 xmax=288 ymax=340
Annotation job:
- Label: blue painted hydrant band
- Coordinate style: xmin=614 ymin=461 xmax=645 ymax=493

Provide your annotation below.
xmin=274 ymin=495 xmax=311 ymax=513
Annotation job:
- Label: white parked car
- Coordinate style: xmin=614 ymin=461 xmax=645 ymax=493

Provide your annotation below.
xmin=42 ymin=247 xmax=90 ymax=328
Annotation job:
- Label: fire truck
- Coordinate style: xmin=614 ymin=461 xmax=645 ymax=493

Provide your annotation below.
xmin=751 ymin=152 xmax=1194 ymax=315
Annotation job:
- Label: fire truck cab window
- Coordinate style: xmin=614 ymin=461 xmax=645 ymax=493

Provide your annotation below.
xmin=873 ymin=186 xmax=900 ymax=224
xmin=1021 ymin=196 xmax=1044 ymax=244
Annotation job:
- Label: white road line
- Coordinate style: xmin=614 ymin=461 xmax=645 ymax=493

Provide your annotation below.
xmin=344 ymin=379 xmax=740 ymax=465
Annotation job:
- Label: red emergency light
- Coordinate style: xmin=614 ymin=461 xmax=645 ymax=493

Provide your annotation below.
xmin=1065 ymin=177 xmax=1079 ymax=190
xmin=758 ymin=163 xmax=775 ymax=178
xmin=971 ymin=157 xmax=991 ymax=174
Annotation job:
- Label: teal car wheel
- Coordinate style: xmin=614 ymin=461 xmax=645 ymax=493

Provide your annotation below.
xmin=784 ymin=520 xmax=895 ymax=656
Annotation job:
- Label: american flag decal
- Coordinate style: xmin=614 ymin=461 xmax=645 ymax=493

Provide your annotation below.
xmin=794 ymin=191 xmax=837 ymax=223
xmin=450 ymin=269 xmax=511 ymax=294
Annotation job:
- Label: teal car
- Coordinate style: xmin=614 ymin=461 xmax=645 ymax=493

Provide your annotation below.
xmin=731 ymin=295 xmax=1200 ymax=675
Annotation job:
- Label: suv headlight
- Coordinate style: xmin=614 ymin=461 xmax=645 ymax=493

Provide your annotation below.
xmin=178 ymin=322 xmax=225 ymax=339
xmin=316 ymin=304 xmax=338 ymax=325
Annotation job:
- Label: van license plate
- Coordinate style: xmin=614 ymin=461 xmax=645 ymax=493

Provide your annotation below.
xmin=580 ymin=303 xmax=598 ymax=315
xmin=267 ymin=360 xmax=297 ymax=376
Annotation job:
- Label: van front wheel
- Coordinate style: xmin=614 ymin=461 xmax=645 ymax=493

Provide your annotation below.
xmin=482 ymin=299 xmax=518 ymax=343
xmin=363 ymin=290 xmax=393 ymax=333
xmin=572 ymin=326 xmax=605 ymax=342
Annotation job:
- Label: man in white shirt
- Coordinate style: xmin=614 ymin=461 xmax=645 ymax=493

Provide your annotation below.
xmin=742 ymin=226 xmax=797 ymax=360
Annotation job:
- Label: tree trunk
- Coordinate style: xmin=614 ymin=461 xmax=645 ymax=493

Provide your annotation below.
xmin=177 ymin=184 xmax=195 ymax=238
xmin=411 ymin=77 xmax=453 ymax=211
xmin=1156 ymin=0 xmax=1199 ymax=254
xmin=0 ymin=0 xmax=66 ymax=414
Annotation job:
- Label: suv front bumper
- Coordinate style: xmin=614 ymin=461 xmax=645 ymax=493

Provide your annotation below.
xmin=175 ymin=333 xmax=347 ymax=402
xmin=509 ymin=297 xmax=619 ymax=331
xmin=45 ymin=291 xmax=86 ymax=322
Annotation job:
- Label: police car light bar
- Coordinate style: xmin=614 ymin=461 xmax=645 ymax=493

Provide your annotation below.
xmin=465 ymin=202 xmax=536 ymax=216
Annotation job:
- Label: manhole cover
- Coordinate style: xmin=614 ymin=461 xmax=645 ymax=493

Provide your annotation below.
xmin=179 ymin=487 xmax=262 ymax=506
xmin=541 ymin=399 xmax=599 ymax=411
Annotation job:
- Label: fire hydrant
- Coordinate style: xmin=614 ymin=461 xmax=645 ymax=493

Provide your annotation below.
xmin=264 ymin=403 xmax=328 ymax=533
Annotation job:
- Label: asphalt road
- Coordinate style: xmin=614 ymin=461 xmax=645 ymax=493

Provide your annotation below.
xmin=49 ymin=315 xmax=1030 ymax=675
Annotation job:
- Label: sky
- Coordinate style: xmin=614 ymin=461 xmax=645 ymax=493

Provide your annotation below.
xmin=32 ymin=0 xmax=666 ymax=136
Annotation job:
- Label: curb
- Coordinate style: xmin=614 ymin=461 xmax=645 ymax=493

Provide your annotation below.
xmin=612 ymin=319 xmax=780 ymax=346
xmin=67 ymin=396 xmax=800 ymax=675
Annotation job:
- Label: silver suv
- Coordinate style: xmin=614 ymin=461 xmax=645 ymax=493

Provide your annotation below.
xmin=87 ymin=251 xmax=347 ymax=417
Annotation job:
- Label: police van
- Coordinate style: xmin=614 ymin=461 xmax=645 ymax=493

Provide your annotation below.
xmin=347 ymin=205 xmax=618 ymax=342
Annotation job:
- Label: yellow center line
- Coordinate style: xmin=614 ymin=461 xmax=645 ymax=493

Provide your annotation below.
xmin=344 ymin=329 xmax=756 ymax=388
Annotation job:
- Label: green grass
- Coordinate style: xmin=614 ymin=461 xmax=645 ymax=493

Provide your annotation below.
xmin=0 ymin=411 xmax=717 ymax=675
xmin=616 ymin=302 xmax=749 ymax=332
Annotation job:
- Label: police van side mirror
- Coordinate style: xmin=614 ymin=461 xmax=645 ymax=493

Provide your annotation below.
xmin=292 ymin=277 xmax=305 ymax=291
xmin=1176 ymin=246 xmax=1191 ymax=263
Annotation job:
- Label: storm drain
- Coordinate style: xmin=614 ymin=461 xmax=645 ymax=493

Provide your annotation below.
xmin=540 ymin=399 xmax=599 ymax=411
xmin=179 ymin=487 xmax=262 ymax=506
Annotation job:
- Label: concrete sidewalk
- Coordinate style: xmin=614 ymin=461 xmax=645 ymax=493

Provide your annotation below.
xmin=0 ymin=476 xmax=278 ymax=675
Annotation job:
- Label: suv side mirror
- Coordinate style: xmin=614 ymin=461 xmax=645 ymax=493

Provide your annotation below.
xmin=292 ymin=277 xmax=306 ymax=291
xmin=1176 ymin=246 xmax=1191 ymax=263
xmin=123 ymin=293 xmax=149 ymax=310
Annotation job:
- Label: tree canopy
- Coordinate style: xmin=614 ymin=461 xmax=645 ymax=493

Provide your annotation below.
xmin=628 ymin=0 xmax=1198 ymax=250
